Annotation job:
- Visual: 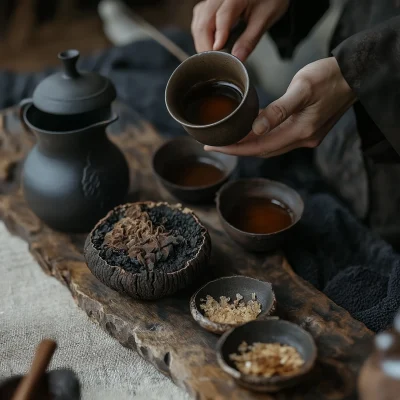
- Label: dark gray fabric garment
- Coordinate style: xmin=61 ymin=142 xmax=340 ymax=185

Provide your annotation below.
xmin=1 ymin=29 xmax=400 ymax=332
xmin=315 ymin=108 xmax=368 ymax=220
xmin=328 ymin=2 xmax=400 ymax=246
xmin=332 ymin=15 xmax=400 ymax=161
xmin=268 ymin=0 xmax=330 ymax=58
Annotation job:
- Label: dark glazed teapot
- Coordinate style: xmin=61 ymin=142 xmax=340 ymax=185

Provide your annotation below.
xmin=20 ymin=50 xmax=129 ymax=233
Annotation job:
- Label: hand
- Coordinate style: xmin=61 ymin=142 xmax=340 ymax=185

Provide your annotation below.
xmin=191 ymin=0 xmax=290 ymax=62
xmin=204 ymin=57 xmax=357 ymax=158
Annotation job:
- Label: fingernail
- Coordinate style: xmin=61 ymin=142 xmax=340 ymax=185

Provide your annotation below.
xmin=252 ymin=116 xmax=269 ymax=135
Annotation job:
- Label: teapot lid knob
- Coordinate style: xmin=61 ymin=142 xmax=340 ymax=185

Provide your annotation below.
xmin=58 ymin=49 xmax=80 ymax=78
xmin=31 ymin=48 xmax=116 ymax=115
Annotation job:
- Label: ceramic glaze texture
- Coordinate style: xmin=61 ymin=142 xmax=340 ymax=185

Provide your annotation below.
xmin=22 ymin=108 xmax=129 ymax=233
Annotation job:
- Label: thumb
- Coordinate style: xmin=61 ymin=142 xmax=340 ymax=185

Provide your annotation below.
xmin=252 ymin=80 xmax=310 ymax=135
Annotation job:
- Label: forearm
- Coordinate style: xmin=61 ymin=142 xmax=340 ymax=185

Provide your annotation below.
xmin=332 ymin=15 xmax=400 ymax=159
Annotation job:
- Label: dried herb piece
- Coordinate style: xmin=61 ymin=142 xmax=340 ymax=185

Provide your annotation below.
xmin=91 ymin=203 xmax=205 ymax=274
xmin=103 ymin=205 xmax=183 ymax=271
xmin=86 ymin=202 xmax=211 ymax=300
xmin=200 ymin=293 xmax=261 ymax=324
xmin=229 ymin=342 xmax=304 ymax=377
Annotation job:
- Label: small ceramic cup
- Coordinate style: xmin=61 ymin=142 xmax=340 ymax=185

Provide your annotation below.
xmin=216 ymin=178 xmax=304 ymax=252
xmin=152 ymin=136 xmax=238 ymax=204
xmin=165 ymin=22 xmax=259 ymax=147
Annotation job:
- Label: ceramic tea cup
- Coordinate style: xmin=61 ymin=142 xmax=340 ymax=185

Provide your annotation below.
xmin=216 ymin=178 xmax=304 ymax=252
xmin=216 ymin=319 xmax=317 ymax=392
xmin=152 ymin=136 xmax=238 ymax=204
xmin=165 ymin=22 xmax=259 ymax=147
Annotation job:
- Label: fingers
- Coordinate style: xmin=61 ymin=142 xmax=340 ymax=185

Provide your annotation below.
xmin=204 ymin=120 xmax=299 ymax=156
xmin=191 ymin=0 xmax=222 ymax=53
xmin=204 ymin=102 xmax=348 ymax=158
xmin=252 ymin=79 xmax=311 ymax=135
xmin=231 ymin=2 xmax=274 ymax=61
xmin=213 ymin=0 xmax=245 ymax=50
xmin=192 ymin=0 xmax=290 ymax=58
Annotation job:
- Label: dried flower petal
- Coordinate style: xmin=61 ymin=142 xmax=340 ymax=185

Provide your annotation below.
xmin=200 ymin=293 xmax=261 ymax=324
xmin=229 ymin=342 xmax=304 ymax=377
xmin=103 ymin=204 xmax=183 ymax=270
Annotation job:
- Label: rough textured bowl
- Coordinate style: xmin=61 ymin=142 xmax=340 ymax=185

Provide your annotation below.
xmin=216 ymin=319 xmax=317 ymax=392
xmin=190 ymin=276 xmax=276 ymax=335
xmin=152 ymin=136 xmax=238 ymax=203
xmin=84 ymin=202 xmax=211 ymax=300
xmin=216 ymin=178 xmax=304 ymax=252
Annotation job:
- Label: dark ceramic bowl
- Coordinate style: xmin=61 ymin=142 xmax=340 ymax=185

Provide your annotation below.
xmin=152 ymin=136 xmax=238 ymax=203
xmin=216 ymin=178 xmax=304 ymax=252
xmin=190 ymin=276 xmax=276 ymax=335
xmin=216 ymin=319 xmax=317 ymax=392
xmin=0 ymin=369 xmax=80 ymax=400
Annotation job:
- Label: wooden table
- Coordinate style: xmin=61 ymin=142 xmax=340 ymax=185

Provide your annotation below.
xmin=0 ymin=103 xmax=373 ymax=399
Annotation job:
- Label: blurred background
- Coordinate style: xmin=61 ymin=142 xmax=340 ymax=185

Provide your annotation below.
xmin=0 ymin=0 xmax=346 ymax=98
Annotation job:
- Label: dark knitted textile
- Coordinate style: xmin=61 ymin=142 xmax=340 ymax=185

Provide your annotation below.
xmin=1 ymin=29 xmax=399 ymax=332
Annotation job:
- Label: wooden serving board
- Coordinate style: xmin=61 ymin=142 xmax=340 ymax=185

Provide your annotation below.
xmin=0 ymin=104 xmax=373 ymax=400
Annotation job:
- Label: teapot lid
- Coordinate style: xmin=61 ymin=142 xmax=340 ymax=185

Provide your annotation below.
xmin=32 ymin=49 xmax=116 ymax=115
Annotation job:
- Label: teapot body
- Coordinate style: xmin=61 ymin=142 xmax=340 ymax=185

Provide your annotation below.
xmin=22 ymin=105 xmax=129 ymax=233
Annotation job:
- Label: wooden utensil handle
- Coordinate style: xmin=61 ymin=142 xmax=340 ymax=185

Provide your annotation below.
xmin=12 ymin=339 xmax=57 ymax=400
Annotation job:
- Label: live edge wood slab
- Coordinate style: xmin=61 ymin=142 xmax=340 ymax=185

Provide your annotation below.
xmin=0 ymin=104 xmax=373 ymax=400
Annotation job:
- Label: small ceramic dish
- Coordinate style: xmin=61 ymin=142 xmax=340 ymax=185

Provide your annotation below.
xmin=152 ymin=136 xmax=238 ymax=204
xmin=216 ymin=319 xmax=317 ymax=392
xmin=216 ymin=178 xmax=304 ymax=252
xmin=190 ymin=276 xmax=276 ymax=335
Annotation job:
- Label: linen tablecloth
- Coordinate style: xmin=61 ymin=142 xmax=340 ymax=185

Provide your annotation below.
xmin=0 ymin=222 xmax=189 ymax=400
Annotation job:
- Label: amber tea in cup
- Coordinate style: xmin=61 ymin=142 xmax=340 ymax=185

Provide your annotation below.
xmin=216 ymin=178 xmax=304 ymax=251
xmin=164 ymin=156 xmax=226 ymax=187
xmin=183 ymin=80 xmax=243 ymax=125
xmin=165 ymin=50 xmax=259 ymax=146
xmin=226 ymin=197 xmax=293 ymax=234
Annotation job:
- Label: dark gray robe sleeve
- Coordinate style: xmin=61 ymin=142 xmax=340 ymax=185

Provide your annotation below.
xmin=332 ymin=16 xmax=400 ymax=161
xmin=268 ymin=0 xmax=330 ymax=59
